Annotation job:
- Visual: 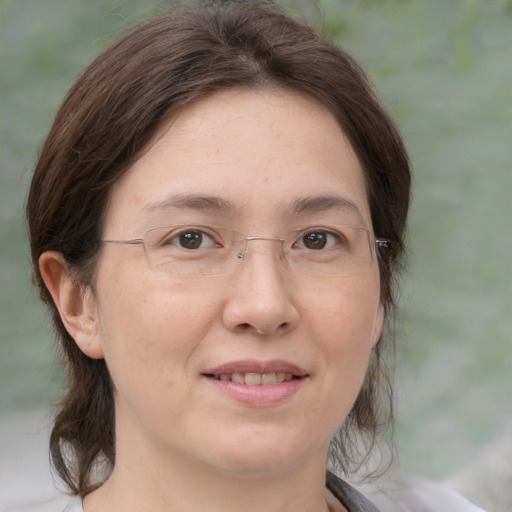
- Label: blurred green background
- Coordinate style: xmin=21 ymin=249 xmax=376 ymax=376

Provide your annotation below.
xmin=1 ymin=0 xmax=510 ymax=484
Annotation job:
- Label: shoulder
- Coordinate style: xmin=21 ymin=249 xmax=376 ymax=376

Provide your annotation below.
xmin=327 ymin=472 xmax=382 ymax=512
xmin=1 ymin=496 xmax=80 ymax=512
xmin=61 ymin=497 xmax=83 ymax=512
xmin=353 ymin=472 xmax=486 ymax=512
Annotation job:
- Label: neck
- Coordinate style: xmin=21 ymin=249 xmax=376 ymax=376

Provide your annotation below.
xmin=84 ymin=442 xmax=334 ymax=512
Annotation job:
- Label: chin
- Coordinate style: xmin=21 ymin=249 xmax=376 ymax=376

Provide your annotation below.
xmin=199 ymin=427 xmax=326 ymax=478
xmin=211 ymin=453 xmax=306 ymax=480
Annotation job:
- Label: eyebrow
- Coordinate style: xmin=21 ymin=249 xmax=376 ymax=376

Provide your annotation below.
xmin=292 ymin=195 xmax=365 ymax=223
xmin=142 ymin=193 xmax=239 ymax=215
xmin=141 ymin=192 xmax=365 ymax=223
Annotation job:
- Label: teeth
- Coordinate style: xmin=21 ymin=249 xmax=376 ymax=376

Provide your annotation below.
xmin=245 ymin=373 xmax=262 ymax=385
xmin=215 ymin=372 xmax=295 ymax=385
xmin=261 ymin=373 xmax=276 ymax=385
xmin=231 ymin=373 xmax=245 ymax=384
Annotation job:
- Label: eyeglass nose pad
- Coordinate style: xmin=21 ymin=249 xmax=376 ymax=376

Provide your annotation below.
xmin=235 ymin=238 xmax=249 ymax=260
xmin=236 ymin=237 xmax=285 ymax=262
xmin=275 ymin=239 xmax=286 ymax=260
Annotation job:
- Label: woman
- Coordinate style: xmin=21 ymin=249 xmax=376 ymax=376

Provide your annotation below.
xmin=28 ymin=2 xmax=413 ymax=511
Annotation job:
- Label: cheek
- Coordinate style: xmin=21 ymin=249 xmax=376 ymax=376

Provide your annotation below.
xmin=93 ymin=266 xmax=221 ymax=388
xmin=303 ymin=273 xmax=381 ymax=343
xmin=301 ymin=275 xmax=381 ymax=403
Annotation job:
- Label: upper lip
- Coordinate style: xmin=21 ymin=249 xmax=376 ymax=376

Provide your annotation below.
xmin=203 ymin=359 xmax=308 ymax=377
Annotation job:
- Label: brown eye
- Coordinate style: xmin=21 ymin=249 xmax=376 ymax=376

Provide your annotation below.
xmin=156 ymin=226 xmax=221 ymax=251
xmin=178 ymin=231 xmax=204 ymax=249
xmin=302 ymin=232 xmax=328 ymax=250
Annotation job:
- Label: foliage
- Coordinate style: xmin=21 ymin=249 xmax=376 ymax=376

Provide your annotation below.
xmin=0 ymin=0 xmax=510 ymax=479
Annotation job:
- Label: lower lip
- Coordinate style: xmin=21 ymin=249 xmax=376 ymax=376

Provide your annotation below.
xmin=203 ymin=376 xmax=306 ymax=405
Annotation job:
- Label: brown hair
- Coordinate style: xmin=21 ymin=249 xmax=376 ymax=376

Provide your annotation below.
xmin=27 ymin=0 xmax=411 ymax=495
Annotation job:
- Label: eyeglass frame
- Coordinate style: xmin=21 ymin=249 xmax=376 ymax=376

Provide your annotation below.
xmin=99 ymin=224 xmax=391 ymax=278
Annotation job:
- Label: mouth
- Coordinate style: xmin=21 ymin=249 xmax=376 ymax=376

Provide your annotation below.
xmin=202 ymin=361 xmax=308 ymax=404
xmin=205 ymin=372 xmax=298 ymax=385
xmin=202 ymin=360 xmax=308 ymax=386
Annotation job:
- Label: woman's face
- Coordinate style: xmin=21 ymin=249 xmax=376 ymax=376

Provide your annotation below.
xmin=86 ymin=88 xmax=384 ymax=478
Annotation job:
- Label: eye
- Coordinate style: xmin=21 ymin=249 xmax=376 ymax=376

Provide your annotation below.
xmin=294 ymin=230 xmax=343 ymax=250
xmin=162 ymin=228 xmax=220 ymax=250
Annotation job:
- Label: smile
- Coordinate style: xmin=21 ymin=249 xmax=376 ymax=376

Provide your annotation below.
xmin=210 ymin=372 xmax=296 ymax=385
xmin=203 ymin=360 xmax=308 ymax=404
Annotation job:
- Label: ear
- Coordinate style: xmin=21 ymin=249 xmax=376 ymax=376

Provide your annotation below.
xmin=39 ymin=251 xmax=104 ymax=359
xmin=372 ymin=303 xmax=385 ymax=347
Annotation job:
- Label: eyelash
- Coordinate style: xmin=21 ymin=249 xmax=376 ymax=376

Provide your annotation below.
xmin=159 ymin=227 xmax=348 ymax=251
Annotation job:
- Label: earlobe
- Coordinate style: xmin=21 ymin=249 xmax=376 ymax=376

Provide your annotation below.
xmin=39 ymin=251 xmax=104 ymax=359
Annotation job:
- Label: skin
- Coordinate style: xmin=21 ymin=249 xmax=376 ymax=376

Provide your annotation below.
xmin=40 ymin=88 xmax=384 ymax=512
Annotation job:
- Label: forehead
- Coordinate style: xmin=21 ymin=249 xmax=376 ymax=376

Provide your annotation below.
xmin=104 ymin=88 xmax=371 ymax=233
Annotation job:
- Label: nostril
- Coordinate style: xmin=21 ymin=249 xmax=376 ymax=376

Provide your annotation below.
xmin=235 ymin=322 xmax=276 ymax=336
xmin=254 ymin=322 xmax=290 ymax=336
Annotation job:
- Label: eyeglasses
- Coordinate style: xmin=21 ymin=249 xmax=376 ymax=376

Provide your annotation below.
xmin=100 ymin=224 xmax=389 ymax=278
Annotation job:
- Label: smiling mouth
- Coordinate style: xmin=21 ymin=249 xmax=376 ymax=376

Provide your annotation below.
xmin=206 ymin=372 xmax=298 ymax=385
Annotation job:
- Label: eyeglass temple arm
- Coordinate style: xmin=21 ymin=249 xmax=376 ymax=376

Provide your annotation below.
xmin=375 ymin=238 xmax=390 ymax=249
xmin=100 ymin=239 xmax=144 ymax=245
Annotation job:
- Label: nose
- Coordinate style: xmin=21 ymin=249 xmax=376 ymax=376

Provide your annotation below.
xmin=222 ymin=240 xmax=300 ymax=336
